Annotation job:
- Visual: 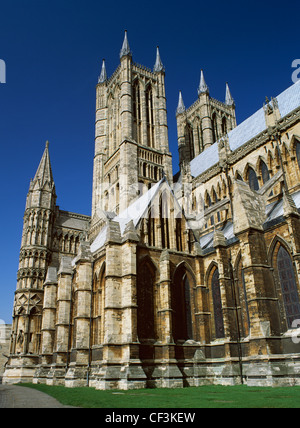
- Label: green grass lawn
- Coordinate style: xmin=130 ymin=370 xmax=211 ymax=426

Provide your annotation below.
xmin=20 ymin=383 xmax=300 ymax=408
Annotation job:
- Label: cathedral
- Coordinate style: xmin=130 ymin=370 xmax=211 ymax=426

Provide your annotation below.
xmin=3 ymin=31 xmax=300 ymax=389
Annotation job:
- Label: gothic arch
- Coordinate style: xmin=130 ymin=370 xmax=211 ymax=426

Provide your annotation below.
xmin=244 ymin=163 xmax=259 ymax=191
xmin=267 ymin=235 xmax=292 ymax=266
xmin=233 ymin=250 xmax=250 ymax=338
xmin=137 ymin=257 xmax=157 ymax=341
xmin=206 ymin=262 xmax=225 ymax=340
xmin=91 ymin=261 xmax=106 ymax=346
xmin=171 ymin=262 xmax=196 ymax=342
xmin=268 ymin=236 xmax=300 ymax=331
xmin=234 ymin=169 xmax=243 ymax=181
xmin=205 ymin=261 xmax=218 ymax=287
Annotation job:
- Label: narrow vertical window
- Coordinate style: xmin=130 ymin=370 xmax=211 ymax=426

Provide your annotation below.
xmin=176 ymin=218 xmax=183 ymax=252
xmin=277 ymin=246 xmax=300 ymax=329
xmin=137 ymin=262 xmax=155 ymax=340
xmin=248 ymin=167 xmax=259 ymax=191
xmin=146 ymin=85 xmax=154 ymax=148
xmin=221 ymin=117 xmax=227 ymax=136
xmin=184 ymin=124 xmax=194 ymax=160
xmin=133 ymin=80 xmax=141 ymax=144
xmin=172 ymin=265 xmax=194 ymax=341
xmin=261 ymin=160 xmax=270 ymax=184
xmin=296 ymin=142 xmax=300 ymax=170
xmin=160 ymin=194 xmax=170 ymax=249
xmin=211 ymin=268 xmax=225 ymax=339
xmin=212 ymin=113 xmax=218 ymax=143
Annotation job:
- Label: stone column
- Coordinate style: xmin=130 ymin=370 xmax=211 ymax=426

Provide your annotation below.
xmin=199 ymin=93 xmax=214 ymax=149
xmin=153 ymin=250 xmax=183 ymax=388
xmin=65 ymin=242 xmax=93 ymax=387
xmin=41 ymin=266 xmax=57 ymax=365
xmin=46 ymin=257 xmax=73 ymax=385
xmin=232 ymin=180 xmax=281 ymax=353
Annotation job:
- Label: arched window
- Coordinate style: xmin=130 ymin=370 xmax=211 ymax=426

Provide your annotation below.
xmin=146 ymin=85 xmax=154 ymax=147
xmin=143 ymin=162 xmax=147 ymax=177
xmin=277 ymin=246 xmax=300 ymax=329
xmin=261 ymin=160 xmax=270 ymax=184
xmin=221 ymin=117 xmax=227 ymax=136
xmin=172 ymin=264 xmax=194 ymax=341
xmin=296 ymin=141 xmax=300 ymax=170
xmin=211 ymin=268 xmax=225 ymax=339
xmin=92 ymin=265 xmax=105 ymax=346
xmin=147 ymin=207 xmax=155 ymax=247
xmin=248 ymin=166 xmax=259 ymax=191
xmin=184 ymin=124 xmax=194 ymax=160
xmin=137 ymin=261 xmax=156 ymax=340
xmin=236 ymin=258 xmax=250 ymax=338
xmin=160 ymin=193 xmax=170 ymax=249
xmin=212 ymin=113 xmax=218 ymax=143
xmin=176 ymin=218 xmax=183 ymax=252
xmin=133 ymin=80 xmax=141 ymax=144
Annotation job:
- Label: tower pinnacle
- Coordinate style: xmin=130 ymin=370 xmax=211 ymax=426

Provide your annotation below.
xmin=176 ymin=91 xmax=186 ymax=115
xmin=33 ymin=141 xmax=54 ymax=186
xmin=153 ymin=46 xmax=164 ymax=72
xmin=98 ymin=59 xmax=107 ymax=83
xmin=225 ymin=82 xmax=234 ymax=106
xmin=198 ymin=69 xmax=209 ymax=95
xmin=120 ymin=30 xmax=131 ymax=58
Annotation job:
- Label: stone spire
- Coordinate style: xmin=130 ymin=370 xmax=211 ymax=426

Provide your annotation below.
xmin=153 ymin=46 xmax=164 ymax=72
xmin=32 ymin=140 xmax=54 ymax=186
xmin=120 ymin=30 xmax=131 ymax=58
xmin=176 ymin=91 xmax=186 ymax=115
xmin=225 ymin=82 xmax=234 ymax=106
xmin=98 ymin=59 xmax=107 ymax=83
xmin=198 ymin=69 xmax=209 ymax=95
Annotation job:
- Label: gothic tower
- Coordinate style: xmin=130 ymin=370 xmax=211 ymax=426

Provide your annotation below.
xmin=9 ymin=141 xmax=56 ymax=373
xmin=92 ymin=31 xmax=173 ymax=226
xmin=176 ymin=70 xmax=237 ymax=166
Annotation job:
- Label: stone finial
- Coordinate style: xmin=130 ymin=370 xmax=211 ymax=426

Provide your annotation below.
xmin=198 ymin=69 xmax=209 ymax=96
xmin=122 ymin=220 xmax=139 ymax=242
xmin=263 ymin=96 xmax=281 ymax=127
xmin=32 ymin=141 xmax=54 ymax=186
xmin=225 ymin=82 xmax=234 ymax=106
xmin=73 ymin=240 xmax=93 ymax=265
xmin=98 ymin=59 xmax=107 ymax=83
xmin=213 ymin=228 xmax=227 ymax=248
xmin=120 ymin=30 xmax=131 ymax=58
xmin=160 ymin=249 xmax=170 ymax=261
xmin=283 ymin=189 xmax=299 ymax=218
xmin=176 ymin=91 xmax=186 ymax=115
xmin=153 ymin=46 xmax=164 ymax=72
xmin=58 ymin=256 xmax=73 ymax=275
xmin=44 ymin=266 xmax=58 ymax=284
xmin=106 ymin=219 xmax=122 ymax=244
xmin=232 ymin=180 xmax=267 ymax=235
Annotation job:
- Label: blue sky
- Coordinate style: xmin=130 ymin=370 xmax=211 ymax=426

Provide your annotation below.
xmin=0 ymin=0 xmax=299 ymax=323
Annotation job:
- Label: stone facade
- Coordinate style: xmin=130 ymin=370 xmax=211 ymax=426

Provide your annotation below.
xmin=3 ymin=32 xmax=300 ymax=388
xmin=0 ymin=324 xmax=12 ymax=382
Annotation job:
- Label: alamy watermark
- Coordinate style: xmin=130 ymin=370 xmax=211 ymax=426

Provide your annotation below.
xmin=292 ymin=59 xmax=300 ymax=84
xmin=0 ymin=59 xmax=6 ymax=83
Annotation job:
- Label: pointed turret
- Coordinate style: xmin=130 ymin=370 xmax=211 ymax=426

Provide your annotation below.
xmin=153 ymin=46 xmax=164 ymax=73
xmin=176 ymin=91 xmax=186 ymax=115
xmin=32 ymin=140 xmax=54 ymax=187
xmin=198 ymin=69 xmax=209 ymax=95
xmin=98 ymin=59 xmax=107 ymax=84
xmin=225 ymin=82 xmax=234 ymax=106
xmin=120 ymin=30 xmax=131 ymax=58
